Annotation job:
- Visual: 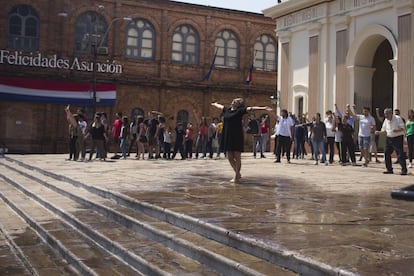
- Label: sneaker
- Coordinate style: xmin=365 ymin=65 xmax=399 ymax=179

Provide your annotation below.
xmin=409 ymin=163 xmax=412 ymax=168
xmin=324 ymin=162 xmax=328 ymax=166
xmin=401 ymin=171 xmax=408 ymax=176
xmin=383 ymin=171 xmax=393 ymax=174
xmin=314 ymin=161 xmax=318 ymax=165
xmin=351 ymin=162 xmax=357 ymax=166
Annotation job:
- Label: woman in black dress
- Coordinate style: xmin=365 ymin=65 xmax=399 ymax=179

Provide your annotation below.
xmin=211 ymin=98 xmax=272 ymax=183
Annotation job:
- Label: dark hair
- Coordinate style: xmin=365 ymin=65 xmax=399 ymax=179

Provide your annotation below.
xmin=137 ymin=115 xmax=144 ymax=124
xmin=122 ymin=116 xmax=128 ymax=125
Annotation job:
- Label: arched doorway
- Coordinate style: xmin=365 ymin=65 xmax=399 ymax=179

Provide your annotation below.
xmin=372 ymin=40 xmax=393 ymax=112
xmin=346 ymin=25 xmax=397 ymax=113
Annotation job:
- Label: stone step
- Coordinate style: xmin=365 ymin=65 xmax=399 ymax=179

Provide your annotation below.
xmin=0 ymin=195 xmax=77 ymax=275
xmin=0 ymin=178 xmax=144 ymax=275
xmin=0 ymin=181 xmax=139 ymax=275
xmin=1 ymin=158 xmax=296 ymax=275
xmin=7 ymin=158 xmax=320 ymax=275
xmin=0 ymin=170 xmax=217 ymax=275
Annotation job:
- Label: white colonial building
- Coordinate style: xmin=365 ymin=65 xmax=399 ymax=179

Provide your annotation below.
xmin=265 ymin=0 xmax=414 ymax=117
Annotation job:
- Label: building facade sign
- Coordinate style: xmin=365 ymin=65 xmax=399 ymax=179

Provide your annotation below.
xmin=0 ymin=50 xmax=123 ymax=74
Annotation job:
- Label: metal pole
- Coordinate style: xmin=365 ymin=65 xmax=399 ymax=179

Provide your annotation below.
xmin=92 ymin=45 xmax=97 ymax=115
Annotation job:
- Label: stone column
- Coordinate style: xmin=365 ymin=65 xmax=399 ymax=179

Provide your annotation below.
xmin=397 ymin=12 xmax=412 ymax=113
xmin=308 ymin=24 xmax=321 ymax=115
xmin=277 ymin=31 xmax=291 ymax=113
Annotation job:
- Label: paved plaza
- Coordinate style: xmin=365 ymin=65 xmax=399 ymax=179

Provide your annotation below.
xmin=1 ymin=153 xmax=414 ymax=275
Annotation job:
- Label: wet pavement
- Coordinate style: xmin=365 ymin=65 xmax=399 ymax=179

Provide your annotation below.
xmin=1 ymin=153 xmax=414 ymax=275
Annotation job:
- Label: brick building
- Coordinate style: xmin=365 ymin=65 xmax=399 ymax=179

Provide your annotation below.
xmin=0 ymin=0 xmax=277 ymax=153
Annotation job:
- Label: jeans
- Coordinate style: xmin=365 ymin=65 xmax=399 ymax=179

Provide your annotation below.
xmin=260 ymin=133 xmax=268 ymax=154
xmin=407 ymin=135 xmax=414 ymax=163
xmin=294 ymin=137 xmax=305 ymax=158
xmin=253 ymin=135 xmax=262 ymax=156
xmin=195 ymin=135 xmax=207 ymax=158
xmin=312 ymin=139 xmax=326 ymax=163
xmin=206 ymin=137 xmax=214 ymax=158
xmin=120 ymin=138 xmax=127 ymax=158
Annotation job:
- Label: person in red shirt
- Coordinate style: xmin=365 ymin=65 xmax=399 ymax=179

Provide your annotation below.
xmin=258 ymin=115 xmax=270 ymax=158
xmin=195 ymin=116 xmax=209 ymax=159
xmin=112 ymin=112 xmax=123 ymax=158
xmin=185 ymin=122 xmax=194 ymax=159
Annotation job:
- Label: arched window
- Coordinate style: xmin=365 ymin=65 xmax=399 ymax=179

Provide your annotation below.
xmin=126 ymin=19 xmax=155 ymax=59
xmin=172 ymin=24 xmax=199 ymax=64
xmin=8 ymin=5 xmax=39 ymax=51
xmin=74 ymin=12 xmax=107 ymax=54
xmin=254 ymin=34 xmax=277 ymax=71
xmin=177 ymin=110 xmax=189 ymax=127
xmin=214 ymin=30 xmax=239 ymax=68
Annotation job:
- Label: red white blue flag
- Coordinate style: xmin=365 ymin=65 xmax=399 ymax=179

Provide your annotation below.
xmin=245 ymin=63 xmax=253 ymax=84
xmin=0 ymin=76 xmax=116 ymax=106
xmin=245 ymin=50 xmax=257 ymax=85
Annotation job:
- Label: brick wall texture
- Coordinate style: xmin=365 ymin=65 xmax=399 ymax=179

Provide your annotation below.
xmin=0 ymin=0 xmax=277 ymax=153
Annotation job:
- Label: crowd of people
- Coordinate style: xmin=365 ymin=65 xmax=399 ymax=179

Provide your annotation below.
xmin=64 ymin=105 xmax=227 ymax=162
xmin=269 ymin=104 xmax=410 ymax=175
xmin=64 ymin=100 xmax=413 ymax=181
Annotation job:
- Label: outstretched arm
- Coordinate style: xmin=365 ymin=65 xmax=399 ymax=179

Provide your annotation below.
xmin=375 ymin=108 xmax=384 ymax=121
xmin=348 ymin=104 xmax=356 ymax=117
xmin=211 ymin=102 xmax=225 ymax=110
xmin=334 ymin=104 xmax=343 ymax=119
xmin=246 ymin=106 xmax=272 ymax=112
xmin=64 ymin=105 xmax=78 ymax=127
xmin=193 ymin=108 xmax=202 ymax=125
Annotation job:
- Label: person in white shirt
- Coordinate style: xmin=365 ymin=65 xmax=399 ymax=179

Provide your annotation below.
xmin=375 ymin=108 xmax=407 ymax=175
xmin=274 ymin=109 xmax=294 ymax=163
xmin=324 ymin=110 xmax=336 ymax=163
xmin=353 ymin=106 xmax=376 ymax=167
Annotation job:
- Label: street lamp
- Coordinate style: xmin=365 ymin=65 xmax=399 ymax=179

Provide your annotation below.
xmin=270 ymin=90 xmax=278 ymax=106
xmin=90 ymin=16 xmax=132 ymax=115
xmin=98 ymin=17 xmax=132 ymax=49
xmin=270 ymin=90 xmax=279 ymax=117
xmin=58 ymin=6 xmax=132 ymax=115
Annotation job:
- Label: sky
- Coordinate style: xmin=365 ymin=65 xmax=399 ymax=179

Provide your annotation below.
xmin=172 ymin=0 xmax=278 ymax=14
